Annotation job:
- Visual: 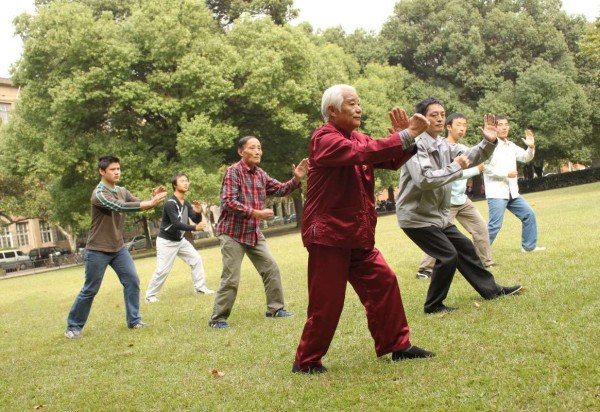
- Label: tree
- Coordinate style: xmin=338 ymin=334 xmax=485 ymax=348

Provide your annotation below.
xmin=2 ymin=0 xmax=363 ymax=235
xmin=477 ymin=61 xmax=590 ymax=173
xmin=380 ymin=0 xmax=593 ymax=168
xmin=319 ymin=27 xmax=389 ymax=72
xmin=205 ymin=0 xmax=298 ymax=27
xmin=3 ymin=0 xmax=236 ymax=240
xmin=577 ymin=18 xmax=600 ymax=160
xmin=381 ymin=0 xmax=586 ymax=102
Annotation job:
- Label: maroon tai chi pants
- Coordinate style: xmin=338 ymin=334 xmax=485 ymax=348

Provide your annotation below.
xmin=294 ymin=244 xmax=412 ymax=369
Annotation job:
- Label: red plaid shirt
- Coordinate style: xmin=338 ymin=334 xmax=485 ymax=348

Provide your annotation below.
xmin=216 ymin=160 xmax=300 ymax=246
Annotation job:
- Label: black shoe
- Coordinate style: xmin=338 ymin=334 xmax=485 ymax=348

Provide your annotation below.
xmin=486 ymin=285 xmax=523 ymax=300
xmin=266 ymin=308 xmax=293 ymax=318
xmin=292 ymin=363 xmax=328 ymax=374
xmin=416 ymin=270 xmax=432 ymax=279
xmin=501 ymin=285 xmax=523 ymax=296
xmin=392 ymin=345 xmax=436 ymax=361
xmin=424 ymin=304 xmax=458 ymax=314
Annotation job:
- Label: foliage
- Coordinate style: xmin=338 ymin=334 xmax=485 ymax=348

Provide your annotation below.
xmin=518 ymin=167 xmax=600 ymax=193
xmin=577 ymin=18 xmax=600 ymax=157
xmin=205 ymin=0 xmax=298 ymax=27
xmin=382 ymin=0 xmax=584 ymax=99
xmin=1 ymin=184 xmax=599 ymax=410
xmin=476 ymin=61 xmax=591 ymax=164
xmin=2 ymin=0 xmax=356 ymax=230
xmin=319 ymin=27 xmax=389 ymax=72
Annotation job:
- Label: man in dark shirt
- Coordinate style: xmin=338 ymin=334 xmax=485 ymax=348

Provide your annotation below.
xmin=144 ymin=172 xmax=214 ymax=303
xmin=65 ymin=155 xmax=167 ymax=339
xmin=208 ymin=136 xmax=308 ymax=329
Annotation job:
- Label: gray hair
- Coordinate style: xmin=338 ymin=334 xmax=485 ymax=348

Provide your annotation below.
xmin=321 ymin=84 xmax=356 ymax=122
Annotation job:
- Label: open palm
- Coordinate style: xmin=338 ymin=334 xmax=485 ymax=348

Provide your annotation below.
xmin=479 ymin=113 xmax=498 ymax=142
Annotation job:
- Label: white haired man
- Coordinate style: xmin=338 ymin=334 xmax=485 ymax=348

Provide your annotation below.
xmin=293 ymin=84 xmax=434 ymax=374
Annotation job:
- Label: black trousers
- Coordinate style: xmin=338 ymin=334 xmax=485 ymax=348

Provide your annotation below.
xmin=403 ymin=224 xmax=502 ymax=312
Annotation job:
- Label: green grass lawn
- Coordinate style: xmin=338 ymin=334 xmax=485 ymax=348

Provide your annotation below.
xmin=1 ymin=183 xmax=599 ymax=411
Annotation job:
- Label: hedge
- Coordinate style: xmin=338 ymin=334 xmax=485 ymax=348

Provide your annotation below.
xmin=518 ymin=167 xmax=600 ymax=193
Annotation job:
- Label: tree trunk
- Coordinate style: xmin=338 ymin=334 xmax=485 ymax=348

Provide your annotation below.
xmin=142 ymin=216 xmax=154 ymax=248
xmin=292 ymin=190 xmax=303 ymax=229
xmin=523 ymin=164 xmax=534 ymax=180
xmin=55 ymin=225 xmax=76 ymax=252
xmin=387 ymin=186 xmax=395 ymax=202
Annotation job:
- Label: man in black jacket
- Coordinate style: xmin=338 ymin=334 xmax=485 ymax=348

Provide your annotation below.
xmin=144 ymin=172 xmax=214 ymax=303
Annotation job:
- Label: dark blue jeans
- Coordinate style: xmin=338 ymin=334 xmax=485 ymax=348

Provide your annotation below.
xmin=66 ymin=248 xmax=141 ymax=330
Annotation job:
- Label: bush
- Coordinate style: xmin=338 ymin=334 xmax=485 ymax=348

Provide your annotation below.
xmin=519 ymin=167 xmax=600 ymax=193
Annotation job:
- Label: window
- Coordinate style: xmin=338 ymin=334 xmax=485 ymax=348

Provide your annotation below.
xmin=0 ymin=103 xmax=11 ymax=123
xmin=40 ymin=221 xmax=53 ymax=243
xmin=0 ymin=226 xmax=13 ymax=248
xmin=16 ymin=222 xmax=29 ymax=246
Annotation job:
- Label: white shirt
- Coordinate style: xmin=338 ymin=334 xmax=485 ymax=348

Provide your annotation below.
xmin=483 ymin=138 xmax=534 ymax=199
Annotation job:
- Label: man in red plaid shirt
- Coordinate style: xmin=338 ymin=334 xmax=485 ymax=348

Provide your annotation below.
xmin=208 ymin=136 xmax=308 ymax=329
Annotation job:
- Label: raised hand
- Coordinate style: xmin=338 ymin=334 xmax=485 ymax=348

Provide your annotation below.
xmin=388 ymin=107 xmax=410 ymax=133
xmin=152 ymin=190 xmax=168 ymax=205
xmin=191 ymin=200 xmax=203 ymax=214
xmin=152 ymin=186 xmax=167 ymax=197
xmin=522 ymin=129 xmax=535 ymax=148
xmin=407 ymin=113 xmax=430 ymax=138
xmin=479 ymin=113 xmax=498 ymax=142
xmin=293 ymin=158 xmax=309 ymax=181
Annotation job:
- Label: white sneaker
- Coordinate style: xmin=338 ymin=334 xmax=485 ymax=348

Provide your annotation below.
xmin=130 ymin=321 xmax=149 ymax=329
xmin=195 ymin=286 xmax=215 ymax=294
xmin=65 ymin=330 xmax=82 ymax=339
xmin=145 ymin=296 xmax=159 ymax=303
xmin=522 ymin=246 xmax=546 ymax=252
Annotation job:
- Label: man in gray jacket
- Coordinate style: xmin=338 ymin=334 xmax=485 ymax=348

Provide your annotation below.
xmin=396 ymin=98 xmax=522 ymax=314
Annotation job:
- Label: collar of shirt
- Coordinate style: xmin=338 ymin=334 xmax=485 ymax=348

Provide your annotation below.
xmin=99 ymin=181 xmax=119 ymax=193
xmin=419 ymin=132 xmax=442 ymax=152
xmin=497 ymin=138 xmax=511 ymax=147
xmin=239 ymin=160 xmax=258 ymax=174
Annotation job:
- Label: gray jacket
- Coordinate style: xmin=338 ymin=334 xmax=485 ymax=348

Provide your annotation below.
xmin=396 ymin=132 xmax=496 ymax=229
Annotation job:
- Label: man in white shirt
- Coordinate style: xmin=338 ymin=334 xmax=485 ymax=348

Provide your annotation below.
xmin=482 ymin=116 xmax=545 ymax=252
xmin=417 ymin=113 xmax=494 ymax=279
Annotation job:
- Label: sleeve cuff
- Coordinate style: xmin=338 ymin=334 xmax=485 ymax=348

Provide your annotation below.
xmin=398 ymin=130 xmax=415 ymax=152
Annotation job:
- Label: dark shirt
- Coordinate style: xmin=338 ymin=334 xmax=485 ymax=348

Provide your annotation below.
xmin=158 ymin=195 xmax=202 ymax=242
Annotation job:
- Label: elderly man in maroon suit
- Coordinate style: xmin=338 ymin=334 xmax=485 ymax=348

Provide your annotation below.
xmin=292 ymin=84 xmax=434 ymax=374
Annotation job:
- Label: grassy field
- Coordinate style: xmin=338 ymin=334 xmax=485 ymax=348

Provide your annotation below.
xmin=1 ymin=183 xmax=599 ymax=411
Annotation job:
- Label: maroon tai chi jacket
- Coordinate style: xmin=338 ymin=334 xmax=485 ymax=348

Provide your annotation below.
xmin=301 ymin=122 xmax=416 ymax=250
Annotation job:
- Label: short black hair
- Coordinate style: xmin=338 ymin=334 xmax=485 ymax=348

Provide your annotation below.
xmin=446 ymin=113 xmax=466 ymax=126
xmin=171 ymin=172 xmax=188 ymax=191
xmin=415 ymin=97 xmax=444 ymax=116
xmin=98 ymin=155 xmax=120 ymax=171
xmin=495 ymin=115 xmax=509 ymax=123
xmin=238 ymin=136 xmax=260 ymax=150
